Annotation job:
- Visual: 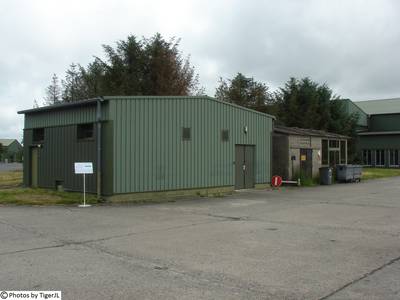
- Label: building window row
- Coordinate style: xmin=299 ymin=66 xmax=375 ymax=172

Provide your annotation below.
xmin=389 ymin=149 xmax=399 ymax=166
xmin=362 ymin=149 xmax=372 ymax=166
xmin=362 ymin=149 xmax=400 ymax=167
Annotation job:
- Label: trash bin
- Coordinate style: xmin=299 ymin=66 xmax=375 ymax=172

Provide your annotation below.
xmin=319 ymin=167 xmax=332 ymax=185
xmin=336 ymin=165 xmax=363 ymax=182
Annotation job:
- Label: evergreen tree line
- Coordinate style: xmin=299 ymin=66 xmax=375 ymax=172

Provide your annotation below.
xmin=42 ymin=34 xmax=202 ymax=106
xmin=216 ymin=74 xmax=358 ymax=138
xmin=42 ymin=33 xmax=359 ymax=159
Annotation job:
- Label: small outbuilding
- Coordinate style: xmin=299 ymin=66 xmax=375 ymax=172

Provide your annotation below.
xmin=18 ymin=96 xmax=274 ymax=199
xmin=272 ymin=126 xmax=349 ymax=180
xmin=0 ymin=139 xmax=23 ymax=162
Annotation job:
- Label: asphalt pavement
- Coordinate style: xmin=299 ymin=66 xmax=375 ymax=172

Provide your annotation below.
xmin=1 ymin=177 xmax=400 ymax=299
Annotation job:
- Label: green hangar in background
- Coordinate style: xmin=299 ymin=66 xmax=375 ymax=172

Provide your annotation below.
xmin=342 ymin=97 xmax=400 ymax=167
xmin=18 ymin=96 xmax=274 ymax=199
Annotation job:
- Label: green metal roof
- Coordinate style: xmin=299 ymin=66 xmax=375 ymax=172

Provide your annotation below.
xmin=18 ymin=96 xmax=276 ymax=119
xmin=0 ymin=139 xmax=18 ymax=146
xmin=355 ymin=97 xmax=400 ymax=115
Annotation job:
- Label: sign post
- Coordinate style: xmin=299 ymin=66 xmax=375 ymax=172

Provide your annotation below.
xmin=74 ymin=162 xmax=93 ymax=207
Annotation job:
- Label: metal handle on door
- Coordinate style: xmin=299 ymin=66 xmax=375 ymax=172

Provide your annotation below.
xmin=243 ymin=164 xmax=246 ymax=171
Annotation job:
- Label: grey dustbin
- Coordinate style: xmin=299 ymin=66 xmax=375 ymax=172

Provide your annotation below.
xmin=319 ymin=167 xmax=333 ymax=185
xmin=336 ymin=165 xmax=363 ymax=183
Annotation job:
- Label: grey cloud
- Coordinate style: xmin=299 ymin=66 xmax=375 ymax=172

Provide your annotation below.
xmin=1 ymin=0 xmax=400 ymax=139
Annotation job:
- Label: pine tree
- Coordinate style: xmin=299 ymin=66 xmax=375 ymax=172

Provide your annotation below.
xmin=61 ymin=63 xmax=87 ymax=102
xmin=48 ymin=34 xmax=201 ymax=102
xmin=43 ymin=74 xmax=61 ymax=105
xmin=215 ymin=73 xmax=272 ymax=112
xmin=33 ymin=99 xmax=39 ymax=108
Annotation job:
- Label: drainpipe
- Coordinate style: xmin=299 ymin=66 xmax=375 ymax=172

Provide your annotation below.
xmin=96 ymin=97 xmax=104 ymax=200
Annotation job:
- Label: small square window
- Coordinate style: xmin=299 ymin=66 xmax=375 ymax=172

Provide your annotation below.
xmin=77 ymin=123 xmax=94 ymax=140
xmin=182 ymin=127 xmax=191 ymax=141
xmin=221 ymin=129 xmax=229 ymax=142
xmin=33 ymin=128 xmax=44 ymax=143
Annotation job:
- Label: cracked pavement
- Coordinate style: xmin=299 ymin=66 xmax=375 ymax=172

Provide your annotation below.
xmin=1 ymin=178 xmax=400 ymax=299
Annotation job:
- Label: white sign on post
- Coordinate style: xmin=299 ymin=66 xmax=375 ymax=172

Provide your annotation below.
xmin=74 ymin=162 xmax=93 ymax=174
xmin=74 ymin=162 xmax=93 ymax=207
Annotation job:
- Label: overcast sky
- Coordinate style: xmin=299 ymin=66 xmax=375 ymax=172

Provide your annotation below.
xmin=1 ymin=0 xmax=400 ymax=140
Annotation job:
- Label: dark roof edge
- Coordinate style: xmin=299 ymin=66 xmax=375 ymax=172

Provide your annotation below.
xmin=354 ymin=97 xmax=400 ymax=103
xmin=18 ymin=97 xmax=103 ymax=114
xmin=18 ymin=95 xmax=276 ymax=119
xmin=274 ymin=125 xmax=350 ymax=139
xmin=358 ymin=131 xmax=400 ymax=136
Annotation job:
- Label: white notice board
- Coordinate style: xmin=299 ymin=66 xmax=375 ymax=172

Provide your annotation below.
xmin=74 ymin=162 xmax=93 ymax=174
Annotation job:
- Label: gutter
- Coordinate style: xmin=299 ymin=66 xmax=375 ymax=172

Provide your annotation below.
xmin=96 ymin=97 xmax=104 ymax=200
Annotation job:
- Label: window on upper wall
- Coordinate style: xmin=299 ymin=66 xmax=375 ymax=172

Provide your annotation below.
xmin=329 ymin=139 xmax=339 ymax=148
xmin=321 ymin=139 xmax=328 ymax=165
xmin=389 ymin=149 xmax=399 ymax=166
xmin=182 ymin=127 xmax=191 ymax=141
xmin=221 ymin=129 xmax=229 ymax=142
xmin=363 ymin=149 xmax=372 ymax=166
xmin=32 ymin=128 xmax=44 ymax=143
xmin=340 ymin=140 xmax=346 ymax=164
xmin=376 ymin=149 xmax=385 ymax=166
xmin=77 ymin=123 xmax=94 ymax=140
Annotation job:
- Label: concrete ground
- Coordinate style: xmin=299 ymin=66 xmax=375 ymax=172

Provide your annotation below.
xmin=1 ymin=178 xmax=400 ymax=300
xmin=0 ymin=162 xmax=22 ymax=172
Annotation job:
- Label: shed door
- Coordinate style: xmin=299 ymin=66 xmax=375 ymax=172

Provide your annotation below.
xmin=300 ymin=148 xmax=312 ymax=179
xmin=235 ymin=145 xmax=255 ymax=189
xmin=31 ymin=147 xmax=38 ymax=188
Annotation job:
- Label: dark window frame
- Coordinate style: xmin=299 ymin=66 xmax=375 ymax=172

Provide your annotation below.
xmin=363 ymin=149 xmax=372 ymax=166
xmin=182 ymin=127 xmax=191 ymax=141
xmin=329 ymin=139 xmax=340 ymax=149
xmin=77 ymin=123 xmax=94 ymax=141
xmin=32 ymin=128 xmax=45 ymax=143
xmin=321 ymin=139 xmax=328 ymax=165
xmin=375 ymin=149 xmax=385 ymax=166
xmin=340 ymin=140 xmax=346 ymax=164
xmin=221 ymin=129 xmax=229 ymax=142
xmin=389 ymin=149 xmax=399 ymax=166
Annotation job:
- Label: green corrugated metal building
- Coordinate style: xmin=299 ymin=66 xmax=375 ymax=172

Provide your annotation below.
xmin=342 ymin=97 xmax=400 ymax=167
xmin=18 ymin=96 xmax=274 ymax=198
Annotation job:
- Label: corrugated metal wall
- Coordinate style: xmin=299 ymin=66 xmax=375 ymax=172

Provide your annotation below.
xmin=369 ymin=114 xmax=400 ymax=132
xmin=109 ymin=96 xmax=273 ymax=194
xmin=24 ymin=103 xmax=109 ymax=129
xmin=24 ymin=126 xmax=98 ymax=192
xmin=342 ymin=99 xmax=368 ymax=128
xmin=360 ymin=134 xmax=400 ymax=149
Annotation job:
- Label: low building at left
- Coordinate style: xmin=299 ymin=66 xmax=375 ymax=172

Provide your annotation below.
xmin=0 ymin=138 xmax=23 ymax=162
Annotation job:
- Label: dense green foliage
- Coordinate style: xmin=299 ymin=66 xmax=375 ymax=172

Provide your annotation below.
xmin=216 ymin=75 xmax=360 ymax=161
xmin=276 ymin=77 xmax=360 ymax=162
xmin=215 ymin=73 xmax=276 ymax=114
xmin=276 ymin=77 xmax=359 ymax=137
xmin=44 ymin=33 xmax=202 ymax=103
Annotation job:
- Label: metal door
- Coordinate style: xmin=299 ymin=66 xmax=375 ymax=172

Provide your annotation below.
xmin=31 ymin=147 xmax=38 ymax=188
xmin=300 ymin=148 xmax=312 ymax=179
xmin=235 ymin=145 xmax=255 ymax=189
xmin=244 ymin=146 xmax=255 ymax=188
xmin=235 ymin=145 xmax=245 ymax=189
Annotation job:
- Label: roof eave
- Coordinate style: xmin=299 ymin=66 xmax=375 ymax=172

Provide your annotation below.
xmin=18 ymin=97 xmax=104 ymax=114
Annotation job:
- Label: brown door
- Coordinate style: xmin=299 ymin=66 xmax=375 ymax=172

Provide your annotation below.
xmin=300 ymin=148 xmax=313 ymax=179
xmin=31 ymin=147 xmax=38 ymax=188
